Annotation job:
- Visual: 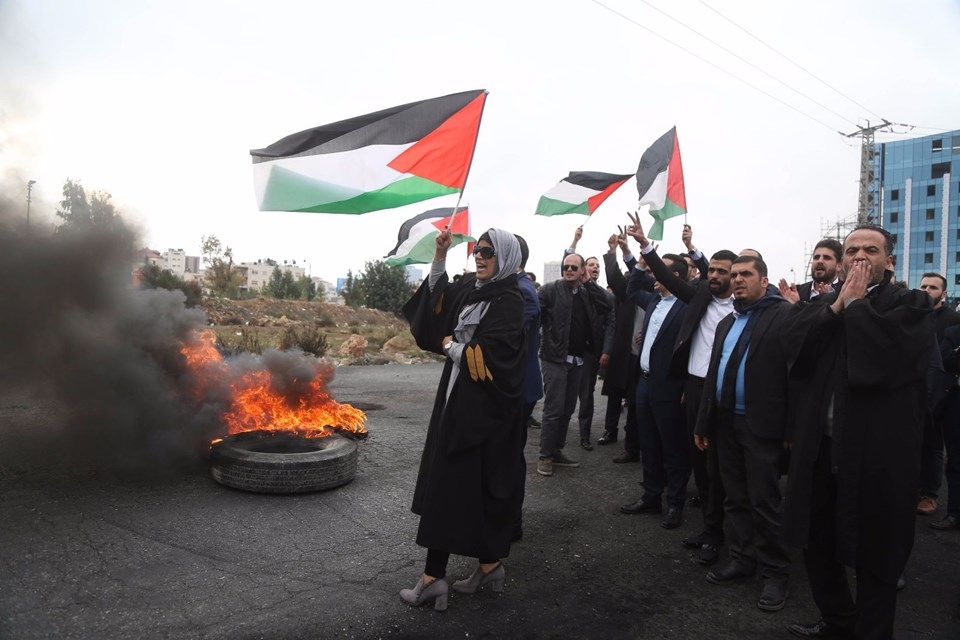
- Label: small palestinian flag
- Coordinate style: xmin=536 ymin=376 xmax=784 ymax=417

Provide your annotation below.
xmin=535 ymin=171 xmax=632 ymax=216
xmin=635 ymin=126 xmax=687 ymax=240
xmin=385 ymin=207 xmax=473 ymax=267
xmin=251 ymin=90 xmax=487 ymax=213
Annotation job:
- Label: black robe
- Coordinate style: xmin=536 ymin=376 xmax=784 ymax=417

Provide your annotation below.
xmin=402 ymin=272 xmax=526 ymax=559
xmin=780 ymin=277 xmax=932 ymax=582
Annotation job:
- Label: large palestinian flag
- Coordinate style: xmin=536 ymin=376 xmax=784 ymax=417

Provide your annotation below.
xmin=534 ymin=171 xmax=632 ymax=216
xmin=385 ymin=207 xmax=473 ymax=267
xmin=251 ymin=90 xmax=487 ymax=213
xmin=635 ymin=127 xmax=687 ymax=240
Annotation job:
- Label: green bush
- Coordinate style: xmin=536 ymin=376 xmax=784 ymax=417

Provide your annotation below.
xmin=279 ymin=325 xmax=329 ymax=357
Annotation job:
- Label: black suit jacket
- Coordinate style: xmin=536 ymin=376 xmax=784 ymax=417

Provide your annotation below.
xmin=797 ymin=280 xmax=841 ymax=302
xmin=602 ymin=252 xmax=642 ymax=391
xmin=626 ymin=268 xmax=688 ymax=402
xmin=640 ymin=247 xmax=720 ymax=378
xmin=695 ymin=298 xmax=792 ymax=441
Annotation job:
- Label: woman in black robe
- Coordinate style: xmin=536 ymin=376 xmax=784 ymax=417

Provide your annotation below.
xmin=399 ymin=227 xmax=526 ymax=611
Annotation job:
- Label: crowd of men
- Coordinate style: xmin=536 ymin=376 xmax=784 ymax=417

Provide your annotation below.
xmin=520 ymin=216 xmax=955 ymax=640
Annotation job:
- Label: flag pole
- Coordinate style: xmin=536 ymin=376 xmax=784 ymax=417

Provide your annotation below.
xmin=446 ymin=90 xmax=489 ymax=232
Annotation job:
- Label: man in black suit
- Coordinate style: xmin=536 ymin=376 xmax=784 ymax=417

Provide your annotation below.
xmin=779 ymin=239 xmax=842 ymax=303
xmin=781 ymin=225 xmax=933 ymax=639
xmin=598 ymin=232 xmax=644 ymax=460
xmin=618 ymin=212 xmax=690 ymax=530
xmin=694 ymin=255 xmax=792 ymax=612
xmin=629 ymin=224 xmax=737 ymax=564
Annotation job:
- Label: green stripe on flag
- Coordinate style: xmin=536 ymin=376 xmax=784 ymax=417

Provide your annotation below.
xmin=263 ymin=176 xmax=459 ymax=213
xmin=534 ymin=196 xmax=591 ymax=217
xmin=647 ymin=197 xmax=687 ymax=240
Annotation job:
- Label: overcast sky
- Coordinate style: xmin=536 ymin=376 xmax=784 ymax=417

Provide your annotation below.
xmin=3 ymin=0 xmax=959 ymax=286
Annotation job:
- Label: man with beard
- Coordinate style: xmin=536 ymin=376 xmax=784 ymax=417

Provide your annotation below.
xmin=916 ymin=272 xmax=960 ymax=516
xmin=780 ymin=239 xmax=842 ymax=304
xmin=624 ymin=222 xmax=737 ymax=564
xmin=694 ymin=255 xmax=792 ymax=612
xmin=781 ymin=224 xmax=933 ymax=639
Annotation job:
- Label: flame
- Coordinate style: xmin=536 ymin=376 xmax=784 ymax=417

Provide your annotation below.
xmin=181 ymin=330 xmax=367 ymax=440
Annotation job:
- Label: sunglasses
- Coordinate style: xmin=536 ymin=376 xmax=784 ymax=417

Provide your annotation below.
xmin=473 ymin=246 xmax=496 ymax=259
xmin=562 ymin=264 xmax=580 ymax=272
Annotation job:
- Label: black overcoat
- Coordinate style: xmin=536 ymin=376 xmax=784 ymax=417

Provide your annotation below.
xmin=402 ymin=272 xmax=526 ymax=559
xmin=779 ymin=279 xmax=932 ymax=582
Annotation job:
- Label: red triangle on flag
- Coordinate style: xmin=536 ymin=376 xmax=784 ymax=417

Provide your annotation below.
xmin=430 ymin=208 xmax=470 ymax=235
xmin=388 ymin=94 xmax=486 ymax=189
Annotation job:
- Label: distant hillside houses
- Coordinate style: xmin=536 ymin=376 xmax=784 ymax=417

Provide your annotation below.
xmin=133 ymin=249 xmax=339 ymax=301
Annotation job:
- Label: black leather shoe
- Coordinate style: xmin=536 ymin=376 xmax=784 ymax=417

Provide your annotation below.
xmin=681 ymin=533 xmax=707 ymax=548
xmin=596 ymin=432 xmax=617 ymax=445
xmin=620 ymin=498 xmax=662 ymax=515
xmin=612 ymin=451 xmax=640 ymax=463
xmin=787 ymin=619 xmax=855 ymax=639
xmin=698 ymin=543 xmax=719 ymax=565
xmin=661 ymin=507 xmax=683 ymax=529
xmin=706 ymin=562 xmax=754 ymax=585
xmin=758 ymin=579 xmax=788 ymax=612
xmin=580 ymin=439 xmax=593 ymax=451
xmin=930 ymin=514 xmax=958 ymax=530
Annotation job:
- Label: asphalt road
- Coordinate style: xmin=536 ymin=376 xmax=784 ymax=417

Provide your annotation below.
xmin=1 ymin=362 xmax=958 ymax=639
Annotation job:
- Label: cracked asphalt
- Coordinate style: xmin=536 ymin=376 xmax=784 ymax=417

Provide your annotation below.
xmin=1 ymin=362 xmax=958 ymax=639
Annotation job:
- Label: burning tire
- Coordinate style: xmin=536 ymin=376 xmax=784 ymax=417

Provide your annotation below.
xmin=209 ymin=431 xmax=358 ymax=494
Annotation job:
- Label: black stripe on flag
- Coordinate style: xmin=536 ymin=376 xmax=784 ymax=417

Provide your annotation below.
xmin=563 ymin=171 xmax=633 ymax=191
xmin=251 ymin=90 xmax=485 ymax=163
xmin=386 ymin=207 xmax=467 ymax=257
xmin=635 ymin=127 xmax=676 ymax=196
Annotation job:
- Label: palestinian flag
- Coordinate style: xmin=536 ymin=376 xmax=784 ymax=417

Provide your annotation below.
xmin=635 ymin=126 xmax=687 ymax=240
xmin=535 ymin=171 xmax=632 ymax=216
xmin=251 ymin=90 xmax=487 ymax=213
xmin=385 ymin=207 xmax=473 ymax=267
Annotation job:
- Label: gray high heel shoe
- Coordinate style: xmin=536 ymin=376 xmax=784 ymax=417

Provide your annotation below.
xmin=451 ymin=563 xmax=505 ymax=594
xmin=399 ymin=577 xmax=449 ymax=611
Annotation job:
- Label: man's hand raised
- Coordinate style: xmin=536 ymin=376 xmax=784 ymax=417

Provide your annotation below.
xmin=625 ymin=211 xmax=650 ymax=248
xmin=778 ymin=278 xmax=799 ymax=304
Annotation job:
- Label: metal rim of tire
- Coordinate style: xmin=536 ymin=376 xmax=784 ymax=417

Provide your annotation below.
xmin=209 ymin=431 xmax=358 ymax=494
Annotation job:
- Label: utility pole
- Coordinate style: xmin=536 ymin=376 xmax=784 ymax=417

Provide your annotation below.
xmin=26 ymin=180 xmax=36 ymax=235
xmin=843 ymin=120 xmax=892 ymax=224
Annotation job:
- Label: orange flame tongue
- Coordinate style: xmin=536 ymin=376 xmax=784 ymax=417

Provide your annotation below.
xmin=224 ymin=371 xmax=366 ymax=438
xmin=180 ymin=330 xmax=368 ymax=440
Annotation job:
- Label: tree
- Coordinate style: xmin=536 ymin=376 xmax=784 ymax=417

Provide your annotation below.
xmin=201 ymin=234 xmax=244 ymax=298
xmin=55 ymin=178 xmax=121 ymax=232
xmin=354 ymin=260 xmax=411 ymax=315
xmin=296 ymin=275 xmax=318 ymax=301
xmin=341 ymin=269 xmax=364 ymax=307
xmin=263 ymin=267 xmax=297 ymax=299
xmin=139 ymin=264 xmax=202 ymax=307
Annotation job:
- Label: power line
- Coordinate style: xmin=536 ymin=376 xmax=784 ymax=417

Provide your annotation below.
xmin=696 ymin=0 xmax=885 ymax=121
xmin=587 ymin=0 xmax=843 ymax=134
xmin=637 ymin=0 xmax=859 ymax=127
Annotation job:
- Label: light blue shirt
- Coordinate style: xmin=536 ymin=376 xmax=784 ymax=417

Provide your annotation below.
xmin=639 ymin=294 xmax=677 ymax=373
xmin=715 ymin=313 xmax=750 ymax=414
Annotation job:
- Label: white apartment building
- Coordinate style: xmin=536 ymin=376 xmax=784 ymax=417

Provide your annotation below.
xmin=238 ymin=261 xmax=306 ymax=292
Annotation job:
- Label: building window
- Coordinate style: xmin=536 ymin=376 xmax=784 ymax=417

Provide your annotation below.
xmin=928 ymin=184 xmax=937 ymax=197
xmin=890 ymin=211 xmax=899 ymax=223
xmin=932 ymin=139 xmax=943 ymax=152
xmin=956 ymin=251 xmax=960 ymax=262
xmin=891 ymin=189 xmax=900 ymax=201
xmin=925 ymin=253 xmax=934 ymax=264
xmin=927 ymin=208 xmax=936 ymax=220
xmin=926 ymin=231 xmax=935 ymax=242
xmin=932 ymin=162 xmax=950 ymax=179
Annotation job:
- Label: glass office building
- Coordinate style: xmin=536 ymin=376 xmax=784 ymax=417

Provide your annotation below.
xmin=874 ymin=129 xmax=960 ymax=290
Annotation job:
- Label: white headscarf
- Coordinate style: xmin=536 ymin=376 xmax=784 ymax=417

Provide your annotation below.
xmin=475 ymin=228 xmax=521 ymax=287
